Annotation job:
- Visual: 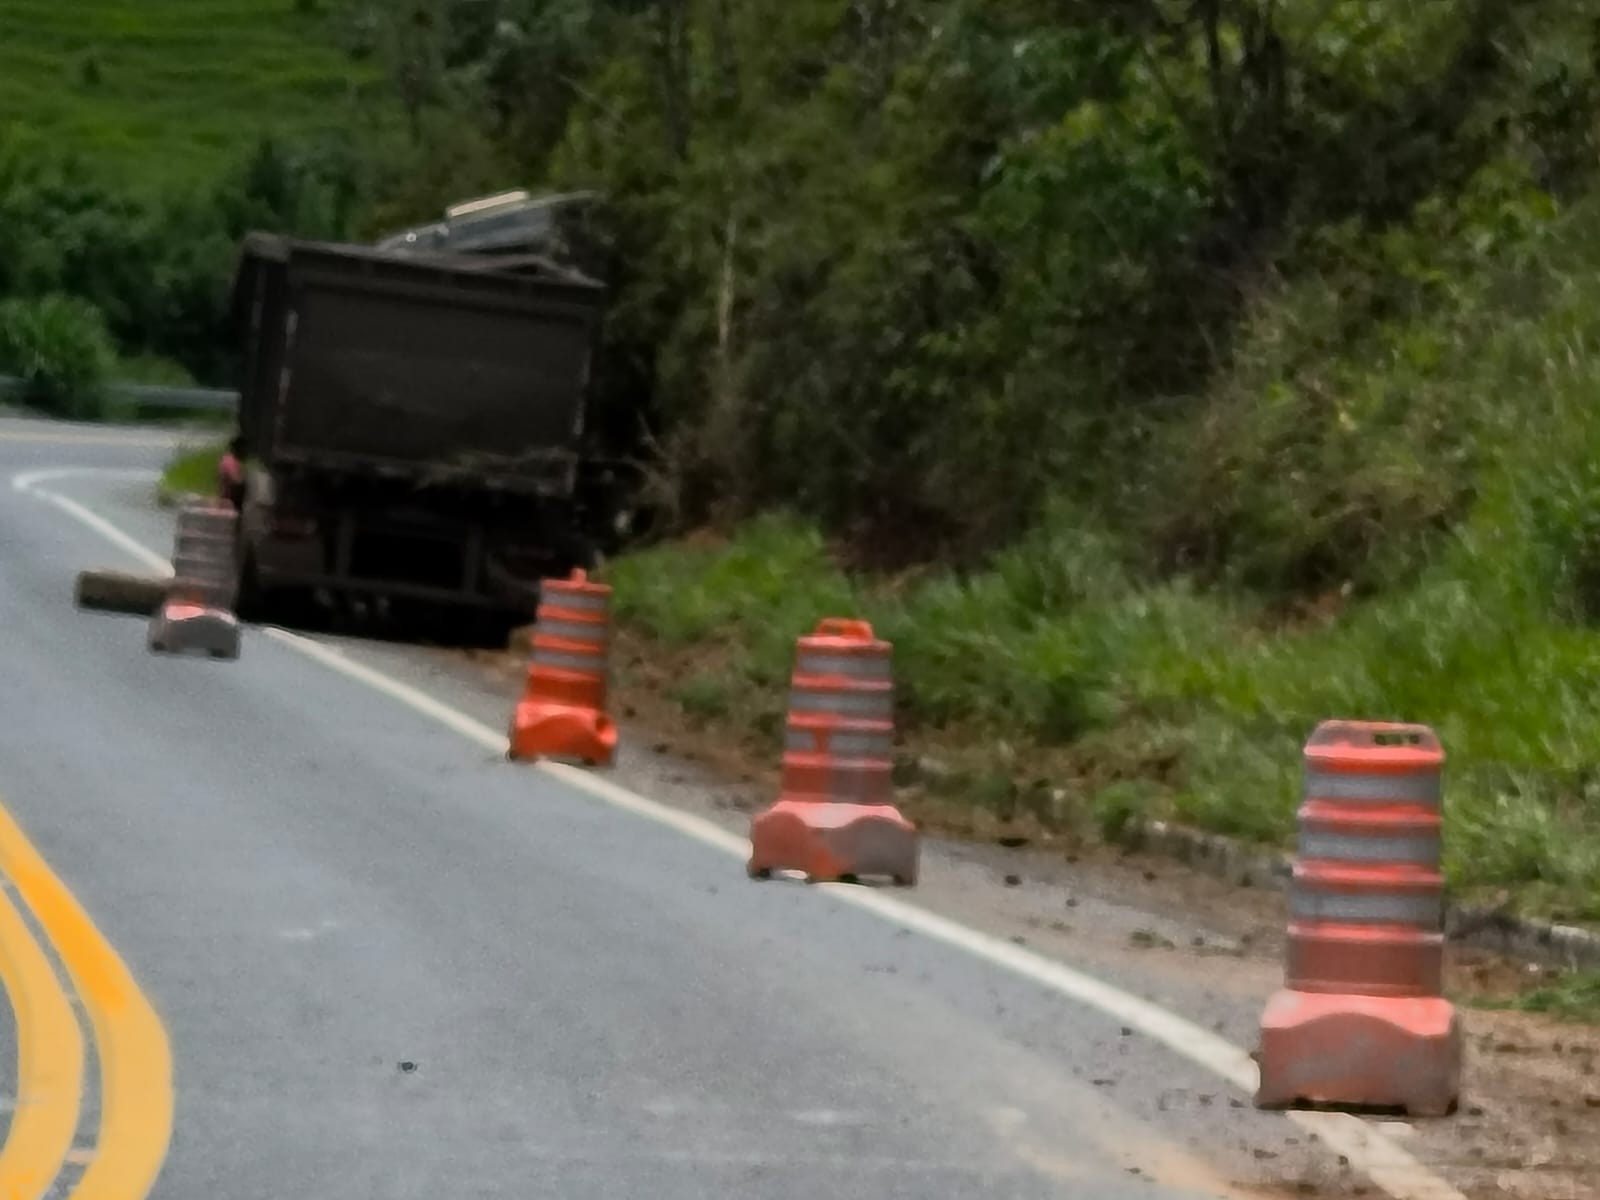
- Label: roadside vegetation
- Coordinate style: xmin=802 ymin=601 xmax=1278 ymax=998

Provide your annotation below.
xmin=0 ymin=294 xmax=116 ymax=418
xmin=554 ymin=0 xmax=1600 ymax=927
xmin=0 ymin=0 xmax=406 ymax=404
xmin=1469 ymin=970 xmax=1600 ymax=1024
xmin=18 ymin=3 xmax=1600 ymax=923
xmin=157 ymin=442 xmax=226 ymax=506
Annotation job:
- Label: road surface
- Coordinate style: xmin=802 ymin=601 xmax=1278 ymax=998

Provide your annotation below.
xmin=0 ymin=415 xmax=1446 ymax=1199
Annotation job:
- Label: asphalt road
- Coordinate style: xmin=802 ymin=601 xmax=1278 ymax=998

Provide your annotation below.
xmin=0 ymin=416 xmax=1350 ymax=1199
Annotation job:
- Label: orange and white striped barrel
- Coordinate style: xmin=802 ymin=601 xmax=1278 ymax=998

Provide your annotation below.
xmin=748 ymin=618 xmax=917 ymax=885
xmin=1288 ymin=721 xmax=1444 ymax=998
xmin=781 ymin=618 xmax=895 ymax=807
xmin=507 ymin=570 xmax=616 ymax=766
xmin=528 ymin=571 xmax=611 ymax=711
xmin=168 ymin=499 xmax=238 ymax=611
xmin=1255 ymin=720 xmax=1461 ymax=1116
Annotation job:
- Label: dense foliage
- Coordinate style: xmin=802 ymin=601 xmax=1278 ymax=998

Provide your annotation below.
xmin=342 ymin=1 xmax=1600 ymax=583
xmin=12 ymin=4 xmax=1600 ymax=587
xmin=0 ymin=294 xmax=115 ymax=418
xmin=0 ymin=134 xmax=366 ymax=386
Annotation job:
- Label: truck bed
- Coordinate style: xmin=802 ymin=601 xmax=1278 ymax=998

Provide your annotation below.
xmin=232 ymin=235 xmax=605 ymax=496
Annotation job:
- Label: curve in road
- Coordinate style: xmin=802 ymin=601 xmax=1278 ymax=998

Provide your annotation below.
xmin=0 ymin=423 xmax=1471 ymax=1200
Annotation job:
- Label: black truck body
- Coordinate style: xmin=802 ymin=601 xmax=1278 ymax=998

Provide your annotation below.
xmin=229 ymin=232 xmax=608 ymax=621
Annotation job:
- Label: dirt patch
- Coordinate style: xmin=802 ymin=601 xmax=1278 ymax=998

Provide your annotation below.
xmin=1416 ymin=1007 xmax=1600 ymax=1199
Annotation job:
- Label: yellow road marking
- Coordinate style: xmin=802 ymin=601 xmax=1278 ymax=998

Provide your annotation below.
xmin=0 ymin=801 xmax=173 ymax=1198
xmin=0 ymin=887 xmax=84 ymax=1200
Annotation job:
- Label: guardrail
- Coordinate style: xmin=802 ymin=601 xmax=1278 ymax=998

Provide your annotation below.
xmin=0 ymin=375 xmax=238 ymax=414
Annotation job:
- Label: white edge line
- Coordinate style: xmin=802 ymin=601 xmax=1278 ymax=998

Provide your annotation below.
xmin=18 ymin=465 xmax=1467 ymax=1200
xmin=14 ymin=469 xmax=172 ymax=576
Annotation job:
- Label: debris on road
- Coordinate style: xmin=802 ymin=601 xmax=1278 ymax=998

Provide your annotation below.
xmin=75 ymin=568 xmax=166 ymax=615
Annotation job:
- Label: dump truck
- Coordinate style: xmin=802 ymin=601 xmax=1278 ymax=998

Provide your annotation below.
xmin=228 ymin=232 xmax=615 ymax=628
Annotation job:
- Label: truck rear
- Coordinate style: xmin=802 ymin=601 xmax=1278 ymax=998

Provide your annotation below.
xmin=229 ymin=233 xmax=608 ymax=626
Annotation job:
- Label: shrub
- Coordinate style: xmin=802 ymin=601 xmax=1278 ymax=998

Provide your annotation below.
xmin=0 ymin=294 xmax=116 ymax=419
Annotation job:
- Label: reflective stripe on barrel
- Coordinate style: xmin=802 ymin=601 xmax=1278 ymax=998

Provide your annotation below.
xmin=542 ymin=589 xmax=608 ymax=613
xmin=1289 ymin=887 xmax=1442 ymax=926
xmin=785 ymin=728 xmax=895 ymax=758
xmin=532 ymin=647 xmax=606 ymax=673
xmin=794 ymin=653 xmax=892 ymax=681
xmin=1302 ymin=770 xmax=1440 ymax=806
xmin=173 ymin=552 xmax=231 ymax=575
xmin=537 ymin=618 xmax=608 ymax=645
xmin=788 ymin=688 xmax=893 ymax=719
xmin=1297 ymin=829 xmax=1440 ymax=863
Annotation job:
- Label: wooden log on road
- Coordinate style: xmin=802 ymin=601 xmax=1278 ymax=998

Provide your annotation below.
xmin=75 ymin=569 xmax=168 ymax=616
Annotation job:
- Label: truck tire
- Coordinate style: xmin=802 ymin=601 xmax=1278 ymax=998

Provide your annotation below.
xmin=235 ymin=552 xmax=265 ymax=623
xmin=236 ymin=553 xmax=314 ymax=628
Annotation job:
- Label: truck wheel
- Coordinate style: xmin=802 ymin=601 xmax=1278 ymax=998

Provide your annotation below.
xmin=237 ymin=556 xmax=314 ymax=628
xmin=236 ymin=554 xmax=265 ymax=623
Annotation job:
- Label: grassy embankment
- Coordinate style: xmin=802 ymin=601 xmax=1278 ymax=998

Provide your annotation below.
xmin=0 ymin=0 xmax=381 ymax=186
xmin=605 ymin=201 xmax=1600 ymax=935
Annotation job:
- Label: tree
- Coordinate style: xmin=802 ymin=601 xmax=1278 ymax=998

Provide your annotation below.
xmin=0 ymin=294 xmax=116 ymax=419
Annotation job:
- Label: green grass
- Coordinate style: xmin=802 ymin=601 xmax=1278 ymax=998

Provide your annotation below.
xmin=606 ymin=202 xmax=1600 ymax=928
xmin=158 ymin=441 xmax=224 ymax=504
xmin=1470 ymin=972 xmax=1600 ymax=1024
xmin=0 ymin=1 xmax=389 ymax=185
xmin=611 ymin=514 xmax=1600 ymax=924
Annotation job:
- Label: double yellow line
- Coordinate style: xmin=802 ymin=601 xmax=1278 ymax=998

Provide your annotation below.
xmin=0 ymin=798 xmax=173 ymax=1199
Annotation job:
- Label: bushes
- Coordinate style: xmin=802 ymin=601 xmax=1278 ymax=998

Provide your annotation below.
xmin=0 ymin=131 xmax=368 ymax=392
xmin=0 ymin=295 xmax=116 ymax=419
xmin=488 ymin=0 xmax=1600 ymax=569
xmin=602 ymin=194 xmax=1600 ymax=923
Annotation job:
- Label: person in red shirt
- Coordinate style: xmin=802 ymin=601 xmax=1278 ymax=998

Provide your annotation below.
xmin=217 ymin=436 xmax=246 ymax=510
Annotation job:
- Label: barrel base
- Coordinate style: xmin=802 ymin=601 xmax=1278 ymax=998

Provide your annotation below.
xmin=1255 ymin=988 xmax=1461 ymax=1117
xmin=748 ymin=799 xmax=918 ymax=885
xmin=508 ymin=699 xmax=616 ymax=767
xmin=147 ymin=602 xmax=240 ymax=660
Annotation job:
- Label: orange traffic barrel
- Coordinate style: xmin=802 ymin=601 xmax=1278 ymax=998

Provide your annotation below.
xmin=168 ymin=499 xmax=238 ymax=610
xmin=747 ymin=619 xmax=918 ymax=885
xmin=1256 ymin=721 xmax=1461 ymax=1116
xmin=507 ymin=570 xmax=617 ymax=767
xmin=150 ymin=499 xmax=242 ymax=658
